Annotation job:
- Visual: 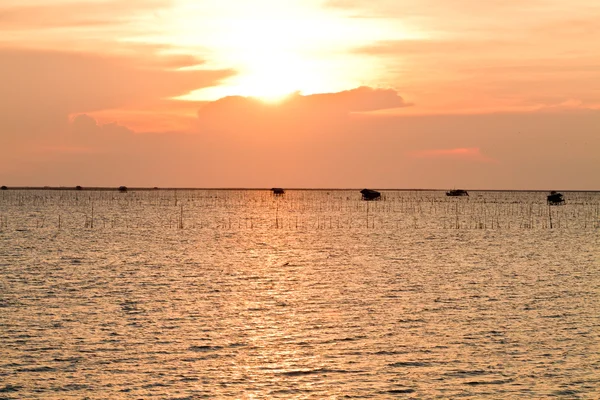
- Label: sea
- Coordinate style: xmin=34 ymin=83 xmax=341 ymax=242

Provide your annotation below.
xmin=1 ymin=189 xmax=599 ymax=399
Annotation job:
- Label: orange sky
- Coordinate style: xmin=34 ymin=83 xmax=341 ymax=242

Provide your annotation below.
xmin=1 ymin=0 xmax=599 ymax=189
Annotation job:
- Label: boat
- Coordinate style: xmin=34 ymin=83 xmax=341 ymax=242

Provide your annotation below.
xmin=271 ymin=188 xmax=285 ymax=196
xmin=446 ymin=189 xmax=469 ymax=196
xmin=360 ymin=189 xmax=381 ymax=201
xmin=547 ymin=191 xmax=565 ymax=205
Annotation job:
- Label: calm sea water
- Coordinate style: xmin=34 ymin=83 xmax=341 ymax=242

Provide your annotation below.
xmin=1 ymin=189 xmax=599 ymax=399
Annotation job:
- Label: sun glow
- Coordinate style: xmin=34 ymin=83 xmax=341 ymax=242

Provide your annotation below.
xmin=166 ymin=0 xmax=417 ymax=101
xmin=191 ymin=53 xmax=326 ymax=103
xmin=183 ymin=52 xmax=361 ymax=103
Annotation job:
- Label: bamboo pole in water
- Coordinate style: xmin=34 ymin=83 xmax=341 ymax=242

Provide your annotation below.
xmin=275 ymin=198 xmax=279 ymax=229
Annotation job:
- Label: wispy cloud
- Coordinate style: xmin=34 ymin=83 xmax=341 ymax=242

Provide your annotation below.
xmin=0 ymin=0 xmax=170 ymax=30
xmin=409 ymin=147 xmax=496 ymax=163
xmin=0 ymin=47 xmax=234 ymax=137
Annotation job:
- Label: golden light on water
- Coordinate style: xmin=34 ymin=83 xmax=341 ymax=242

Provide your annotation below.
xmin=2 ymin=189 xmax=600 ymax=397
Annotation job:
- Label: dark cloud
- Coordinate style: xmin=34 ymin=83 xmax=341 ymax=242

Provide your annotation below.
xmin=200 ymin=86 xmax=408 ymax=115
xmin=291 ymin=86 xmax=409 ymax=112
xmin=196 ymin=87 xmax=410 ymax=134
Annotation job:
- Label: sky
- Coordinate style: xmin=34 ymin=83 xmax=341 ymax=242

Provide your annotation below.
xmin=1 ymin=0 xmax=599 ymax=189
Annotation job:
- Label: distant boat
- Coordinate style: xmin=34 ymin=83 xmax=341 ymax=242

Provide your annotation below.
xmin=360 ymin=189 xmax=381 ymax=201
xmin=271 ymin=188 xmax=285 ymax=196
xmin=547 ymin=191 xmax=565 ymax=205
xmin=446 ymin=189 xmax=469 ymax=197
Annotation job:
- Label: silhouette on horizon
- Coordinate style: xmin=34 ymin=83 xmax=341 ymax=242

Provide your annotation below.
xmin=547 ymin=191 xmax=565 ymax=205
xmin=360 ymin=189 xmax=381 ymax=201
xmin=446 ymin=189 xmax=469 ymax=196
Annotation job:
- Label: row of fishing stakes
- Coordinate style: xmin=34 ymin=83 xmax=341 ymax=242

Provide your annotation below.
xmin=1 ymin=190 xmax=598 ymax=231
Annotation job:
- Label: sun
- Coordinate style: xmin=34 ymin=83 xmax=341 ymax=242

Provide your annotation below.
xmin=205 ymin=52 xmax=335 ymax=103
xmin=182 ymin=11 xmax=349 ymax=101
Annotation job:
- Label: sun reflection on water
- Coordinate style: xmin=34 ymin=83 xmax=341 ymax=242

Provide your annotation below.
xmin=0 ymin=189 xmax=599 ymax=398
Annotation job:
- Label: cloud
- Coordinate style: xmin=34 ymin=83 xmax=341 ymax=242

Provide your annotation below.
xmin=0 ymin=47 xmax=234 ymax=136
xmin=296 ymin=86 xmax=410 ymax=112
xmin=326 ymin=0 xmax=584 ymax=20
xmin=0 ymin=47 xmax=232 ymax=111
xmin=81 ymin=99 xmax=206 ymax=133
xmin=20 ymin=114 xmax=137 ymax=156
xmin=70 ymin=114 xmax=135 ymax=138
xmin=196 ymin=86 xmax=410 ymax=132
xmin=0 ymin=0 xmax=171 ymax=30
xmin=355 ymin=39 xmax=512 ymax=57
xmin=200 ymin=86 xmax=408 ymax=114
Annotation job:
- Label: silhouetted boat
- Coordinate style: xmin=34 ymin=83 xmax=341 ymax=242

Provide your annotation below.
xmin=547 ymin=191 xmax=565 ymax=205
xmin=446 ymin=189 xmax=469 ymax=196
xmin=360 ymin=189 xmax=381 ymax=201
xmin=271 ymin=188 xmax=285 ymax=196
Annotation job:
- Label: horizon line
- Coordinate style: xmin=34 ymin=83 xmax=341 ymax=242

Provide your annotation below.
xmin=1 ymin=186 xmax=599 ymax=193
